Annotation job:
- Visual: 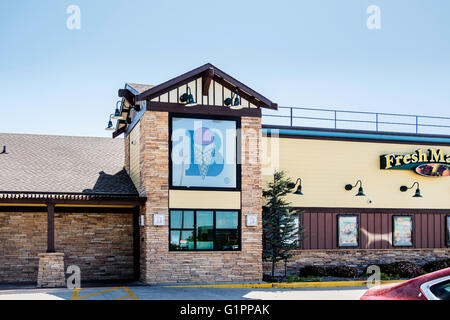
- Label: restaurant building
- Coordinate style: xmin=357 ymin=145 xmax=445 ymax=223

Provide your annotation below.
xmin=0 ymin=63 xmax=449 ymax=286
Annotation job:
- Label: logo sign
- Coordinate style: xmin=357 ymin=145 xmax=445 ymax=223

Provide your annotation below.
xmin=380 ymin=149 xmax=450 ymax=177
xmin=153 ymin=214 xmax=165 ymax=226
xmin=246 ymin=214 xmax=258 ymax=227
xmin=171 ymin=117 xmax=237 ymax=188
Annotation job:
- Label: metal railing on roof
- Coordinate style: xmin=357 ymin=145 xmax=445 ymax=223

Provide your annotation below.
xmin=262 ymin=106 xmax=450 ymax=136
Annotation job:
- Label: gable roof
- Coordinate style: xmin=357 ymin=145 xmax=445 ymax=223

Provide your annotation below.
xmin=135 ymin=63 xmax=277 ymax=109
xmin=0 ymin=133 xmax=138 ymax=195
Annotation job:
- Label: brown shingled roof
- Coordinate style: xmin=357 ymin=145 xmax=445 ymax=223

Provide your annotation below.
xmin=0 ymin=133 xmax=138 ymax=195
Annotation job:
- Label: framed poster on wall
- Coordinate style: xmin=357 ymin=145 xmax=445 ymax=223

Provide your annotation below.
xmin=446 ymin=216 xmax=450 ymax=247
xmin=337 ymin=215 xmax=359 ymax=247
xmin=393 ymin=216 xmax=413 ymax=247
xmin=170 ymin=115 xmax=239 ymax=190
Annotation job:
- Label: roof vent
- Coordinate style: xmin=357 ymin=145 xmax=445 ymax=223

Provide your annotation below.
xmin=1 ymin=146 xmax=7 ymax=154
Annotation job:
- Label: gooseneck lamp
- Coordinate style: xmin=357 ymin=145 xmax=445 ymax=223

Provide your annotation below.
xmin=112 ymin=100 xmax=124 ymax=120
xmin=400 ymin=182 xmax=423 ymax=198
xmin=287 ymin=178 xmax=304 ymax=195
xmin=225 ymin=89 xmax=243 ymax=110
xmin=180 ymin=87 xmax=197 ymax=107
xmin=105 ymin=114 xmax=115 ymax=131
xmin=345 ymin=180 xmax=365 ymax=196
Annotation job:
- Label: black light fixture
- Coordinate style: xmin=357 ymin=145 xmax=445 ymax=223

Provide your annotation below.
xmin=133 ymin=104 xmax=141 ymax=112
xmin=224 ymin=89 xmax=243 ymax=109
xmin=287 ymin=178 xmax=304 ymax=195
xmin=400 ymin=182 xmax=423 ymax=198
xmin=345 ymin=180 xmax=365 ymax=196
xmin=105 ymin=114 xmax=115 ymax=131
xmin=112 ymin=100 xmax=124 ymax=120
xmin=180 ymin=87 xmax=197 ymax=107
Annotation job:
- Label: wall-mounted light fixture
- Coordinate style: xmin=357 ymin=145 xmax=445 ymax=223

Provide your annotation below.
xmin=400 ymin=182 xmax=423 ymax=198
xmin=133 ymin=104 xmax=141 ymax=112
xmin=112 ymin=100 xmax=125 ymax=120
xmin=180 ymin=87 xmax=197 ymax=107
xmin=287 ymin=178 xmax=304 ymax=195
xmin=224 ymin=89 xmax=243 ymax=109
xmin=345 ymin=180 xmax=365 ymax=196
xmin=105 ymin=114 xmax=115 ymax=131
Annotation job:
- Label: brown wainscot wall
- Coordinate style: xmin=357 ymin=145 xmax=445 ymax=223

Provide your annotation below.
xmin=0 ymin=210 xmax=134 ymax=284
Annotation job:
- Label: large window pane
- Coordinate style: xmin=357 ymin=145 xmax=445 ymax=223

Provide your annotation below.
xmin=196 ymin=211 xmax=214 ymax=250
xmin=216 ymin=211 xmax=238 ymax=229
xmin=183 ymin=210 xmax=194 ymax=228
xmin=170 ymin=210 xmax=182 ymax=229
xmin=170 ymin=230 xmax=194 ymax=250
xmin=216 ymin=211 xmax=239 ymax=250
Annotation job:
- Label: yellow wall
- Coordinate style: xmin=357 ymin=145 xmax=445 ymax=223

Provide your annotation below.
xmin=262 ymin=137 xmax=450 ymax=209
xmin=169 ymin=190 xmax=241 ymax=209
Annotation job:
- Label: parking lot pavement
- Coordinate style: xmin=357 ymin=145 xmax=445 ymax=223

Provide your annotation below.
xmin=0 ymin=286 xmax=367 ymax=300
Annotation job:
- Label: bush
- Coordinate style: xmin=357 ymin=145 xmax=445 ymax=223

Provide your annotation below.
xmin=285 ymin=275 xmax=300 ymax=282
xmin=378 ymin=261 xmax=425 ymax=278
xmin=299 ymin=265 xmax=327 ymax=277
xmin=327 ymin=266 xmax=360 ymax=278
xmin=422 ymin=259 xmax=450 ymax=273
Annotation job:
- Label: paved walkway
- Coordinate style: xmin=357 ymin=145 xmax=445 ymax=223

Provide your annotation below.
xmin=0 ymin=285 xmax=367 ymax=300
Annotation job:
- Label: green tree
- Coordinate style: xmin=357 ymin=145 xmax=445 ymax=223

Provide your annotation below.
xmin=263 ymin=170 xmax=304 ymax=277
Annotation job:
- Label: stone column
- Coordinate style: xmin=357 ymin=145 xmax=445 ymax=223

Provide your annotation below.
xmin=37 ymin=253 xmax=65 ymax=288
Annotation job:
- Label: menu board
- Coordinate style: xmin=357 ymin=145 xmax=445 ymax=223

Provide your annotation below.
xmin=393 ymin=216 xmax=413 ymax=246
xmin=338 ymin=215 xmax=358 ymax=247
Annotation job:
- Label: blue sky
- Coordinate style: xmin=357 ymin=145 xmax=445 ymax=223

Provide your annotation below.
xmin=0 ymin=0 xmax=449 ymax=137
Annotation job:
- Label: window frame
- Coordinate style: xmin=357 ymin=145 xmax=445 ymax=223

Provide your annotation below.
xmin=337 ymin=214 xmax=360 ymax=248
xmin=168 ymin=113 xmax=241 ymax=191
xmin=169 ymin=209 xmax=241 ymax=252
xmin=446 ymin=215 xmax=450 ymax=247
xmin=392 ymin=215 xmax=414 ymax=247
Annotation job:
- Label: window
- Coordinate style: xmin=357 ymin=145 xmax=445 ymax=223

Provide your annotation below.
xmin=430 ymin=279 xmax=450 ymax=300
xmin=392 ymin=216 xmax=413 ymax=247
xmin=170 ymin=115 xmax=239 ymax=190
xmin=337 ymin=215 xmax=359 ymax=247
xmin=447 ymin=216 xmax=450 ymax=247
xmin=169 ymin=210 xmax=240 ymax=251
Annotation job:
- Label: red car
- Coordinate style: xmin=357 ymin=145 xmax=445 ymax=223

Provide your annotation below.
xmin=361 ymin=267 xmax=450 ymax=300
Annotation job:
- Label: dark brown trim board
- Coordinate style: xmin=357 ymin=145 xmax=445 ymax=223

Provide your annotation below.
xmin=148 ymin=102 xmax=262 ymax=118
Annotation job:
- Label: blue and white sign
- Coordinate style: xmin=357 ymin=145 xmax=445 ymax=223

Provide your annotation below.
xmin=171 ymin=117 xmax=237 ymax=188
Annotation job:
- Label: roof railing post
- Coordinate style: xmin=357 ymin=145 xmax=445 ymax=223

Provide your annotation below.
xmin=376 ymin=113 xmax=379 ymax=132
xmin=290 ymin=107 xmax=293 ymax=127
xmin=334 ymin=110 xmax=337 ymax=129
xmin=416 ymin=116 xmax=419 ymax=134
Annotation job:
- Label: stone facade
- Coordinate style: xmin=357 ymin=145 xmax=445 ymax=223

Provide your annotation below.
xmin=263 ymin=248 xmax=450 ymax=276
xmin=138 ymin=111 xmax=263 ymax=284
xmin=0 ymin=211 xmax=134 ymax=284
xmin=37 ymin=253 xmax=65 ymax=287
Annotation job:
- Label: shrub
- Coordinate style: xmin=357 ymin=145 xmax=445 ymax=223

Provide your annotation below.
xmin=422 ymin=259 xmax=450 ymax=273
xmin=285 ymin=275 xmax=300 ymax=282
xmin=378 ymin=261 xmax=425 ymax=278
xmin=327 ymin=266 xmax=360 ymax=278
xmin=299 ymin=265 xmax=327 ymax=277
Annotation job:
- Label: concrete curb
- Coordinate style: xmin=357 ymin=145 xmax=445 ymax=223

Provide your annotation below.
xmin=163 ymin=280 xmax=406 ymax=289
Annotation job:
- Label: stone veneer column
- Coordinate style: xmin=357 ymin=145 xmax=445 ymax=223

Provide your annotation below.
xmin=37 ymin=253 xmax=65 ymax=288
xmin=139 ymin=111 xmax=169 ymax=283
xmin=138 ymin=111 xmax=263 ymax=283
xmin=240 ymin=116 xmax=263 ymax=281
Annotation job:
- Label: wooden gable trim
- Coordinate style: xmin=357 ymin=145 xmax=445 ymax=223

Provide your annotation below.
xmin=136 ymin=63 xmax=277 ymax=110
xmin=146 ymin=101 xmax=262 ymax=117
